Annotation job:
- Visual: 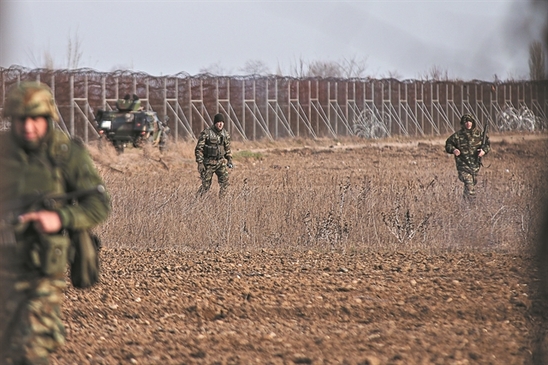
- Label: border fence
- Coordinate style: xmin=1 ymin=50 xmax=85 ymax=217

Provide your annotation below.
xmin=1 ymin=66 xmax=547 ymax=143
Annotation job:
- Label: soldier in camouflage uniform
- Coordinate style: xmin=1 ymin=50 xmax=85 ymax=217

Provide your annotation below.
xmin=195 ymin=113 xmax=233 ymax=197
xmin=0 ymin=82 xmax=111 ymax=364
xmin=445 ymin=113 xmax=490 ymax=200
xmin=151 ymin=115 xmax=169 ymax=152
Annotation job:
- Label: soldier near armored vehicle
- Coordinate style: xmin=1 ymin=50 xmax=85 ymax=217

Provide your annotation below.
xmin=151 ymin=115 xmax=170 ymax=152
xmin=195 ymin=113 xmax=233 ymax=197
xmin=0 ymin=82 xmax=111 ymax=364
xmin=445 ymin=113 xmax=491 ymax=200
xmin=96 ymin=93 xmax=166 ymax=153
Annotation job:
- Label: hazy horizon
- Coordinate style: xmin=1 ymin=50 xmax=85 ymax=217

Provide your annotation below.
xmin=1 ymin=1 xmax=546 ymax=81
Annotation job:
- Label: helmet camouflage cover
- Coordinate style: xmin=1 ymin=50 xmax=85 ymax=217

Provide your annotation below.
xmin=460 ymin=113 xmax=474 ymax=124
xmin=3 ymin=81 xmax=59 ymax=122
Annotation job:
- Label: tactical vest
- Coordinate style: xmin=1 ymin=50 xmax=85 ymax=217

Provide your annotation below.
xmin=0 ymin=131 xmax=72 ymax=276
xmin=203 ymin=128 xmax=227 ymax=160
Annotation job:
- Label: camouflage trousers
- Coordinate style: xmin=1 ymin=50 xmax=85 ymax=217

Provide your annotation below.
xmin=0 ymin=247 xmax=66 ymax=365
xmin=197 ymin=159 xmax=230 ymax=198
xmin=457 ymin=169 xmax=478 ymax=199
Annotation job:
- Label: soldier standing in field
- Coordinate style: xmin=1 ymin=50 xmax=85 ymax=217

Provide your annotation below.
xmin=195 ymin=113 xmax=233 ymax=198
xmin=445 ymin=113 xmax=490 ymax=200
xmin=151 ymin=114 xmax=169 ymax=152
xmin=0 ymin=82 xmax=111 ymax=364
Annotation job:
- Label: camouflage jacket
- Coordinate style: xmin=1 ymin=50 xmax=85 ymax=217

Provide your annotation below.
xmin=195 ymin=126 xmax=232 ymax=164
xmin=0 ymin=129 xmax=111 ymax=232
xmin=445 ymin=127 xmax=490 ymax=173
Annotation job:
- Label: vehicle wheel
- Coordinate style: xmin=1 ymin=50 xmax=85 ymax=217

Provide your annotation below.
xmin=114 ymin=141 xmax=124 ymax=154
xmin=134 ymin=136 xmax=147 ymax=148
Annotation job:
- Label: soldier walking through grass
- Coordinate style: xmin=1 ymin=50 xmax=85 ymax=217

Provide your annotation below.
xmin=445 ymin=113 xmax=490 ymax=200
xmin=0 ymin=82 xmax=111 ymax=364
xmin=195 ymin=113 xmax=233 ymax=198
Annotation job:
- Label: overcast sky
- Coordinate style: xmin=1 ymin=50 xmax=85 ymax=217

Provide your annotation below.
xmin=1 ymin=1 xmax=546 ymax=81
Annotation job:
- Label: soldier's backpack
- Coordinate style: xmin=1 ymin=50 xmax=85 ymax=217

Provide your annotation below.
xmin=69 ymin=229 xmax=101 ymax=289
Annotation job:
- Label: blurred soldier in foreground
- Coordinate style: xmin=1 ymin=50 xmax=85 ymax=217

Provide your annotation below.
xmin=195 ymin=113 xmax=233 ymax=197
xmin=0 ymin=82 xmax=111 ymax=364
xmin=445 ymin=113 xmax=490 ymax=200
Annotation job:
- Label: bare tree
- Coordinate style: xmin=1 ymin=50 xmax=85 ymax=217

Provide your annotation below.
xmin=506 ymin=70 xmax=528 ymax=82
xmin=43 ymin=50 xmax=55 ymax=70
xmin=275 ymin=62 xmax=284 ymax=76
xmin=285 ymin=56 xmax=368 ymax=79
xmin=199 ymin=62 xmax=233 ymax=76
xmin=239 ymin=59 xmax=270 ymax=75
xmin=287 ymin=57 xmax=308 ymax=78
xmin=417 ymin=65 xmax=449 ymax=81
xmin=430 ymin=65 xmax=449 ymax=81
xmin=25 ymin=31 xmax=82 ymax=70
xmin=26 ymin=45 xmax=56 ymax=69
xmin=306 ymin=60 xmax=342 ymax=78
xmin=529 ymin=40 xmax=547 ymax=80
xmin=383 ymin=70 xmax=402 ymax=80
xmin=339 ymin=55 xmax=368 ymax=78
xmin=66 ymin=29 xmax=83 ymax=69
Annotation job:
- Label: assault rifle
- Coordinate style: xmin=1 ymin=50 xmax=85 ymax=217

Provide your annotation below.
xmin=478 ymin=122 xmax=489 ymax=165
xmin=0 ymin=185 xmax=106 ymax=229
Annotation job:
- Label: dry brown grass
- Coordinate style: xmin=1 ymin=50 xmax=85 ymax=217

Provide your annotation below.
xmin=88 ymin=133 xmax=548 ymax=254
xmin=48 ymin=133 xmax=548 ymax=365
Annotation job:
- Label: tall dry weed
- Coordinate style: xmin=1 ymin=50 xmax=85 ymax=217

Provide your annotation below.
xmin=91 ymin=136 xmax=547 ymax=254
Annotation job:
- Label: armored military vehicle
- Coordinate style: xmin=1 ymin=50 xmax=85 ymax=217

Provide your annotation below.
xmin=95 ymin=94 xmax=168 ymax=153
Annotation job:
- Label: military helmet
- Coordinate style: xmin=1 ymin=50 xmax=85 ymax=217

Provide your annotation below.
xmin=3 ymin=81 xmax=59 ymax=122
xmin=213 ymin=113 xmax=225 ymax=123
xmin=460 ymin=113 xmax=474 ymax=125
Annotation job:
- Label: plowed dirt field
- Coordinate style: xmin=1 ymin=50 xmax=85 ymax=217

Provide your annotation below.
xmin=52 ymin=134 xmax=548 ymax=365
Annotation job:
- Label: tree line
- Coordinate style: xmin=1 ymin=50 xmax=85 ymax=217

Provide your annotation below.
xmin=25 ymin=31 xmax=548 ymax=82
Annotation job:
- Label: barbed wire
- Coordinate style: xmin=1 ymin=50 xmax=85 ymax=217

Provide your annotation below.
xmin=1 ymin=66 xmax=546 ymax=140
xmin=497 ymin=105 xmax=547 ymax=132
xmin=353 ymin=110 xmax=390 ymax=139
xmin=1 ymin=65 xmax=529 ymax=84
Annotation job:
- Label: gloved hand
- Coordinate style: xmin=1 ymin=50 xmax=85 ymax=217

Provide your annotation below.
xmin=227 ymin=159 xmax=233 ymax=169
xmin=198 ymin=162 xmax=205 ymax=174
